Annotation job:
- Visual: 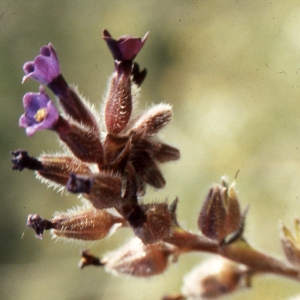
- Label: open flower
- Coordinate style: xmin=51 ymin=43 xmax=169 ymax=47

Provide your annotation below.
xmin=103 ymin=29 xmax=149 ymax=62
xmin=19 ymin=86 xmax=59 ymax=136
xmin=22 ymin=43 xmax=60 ymax=84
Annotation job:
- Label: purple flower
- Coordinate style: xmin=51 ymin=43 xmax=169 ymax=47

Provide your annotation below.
xmin=103 ymin=29 xmax=149 ymax=61
xmin=22 ymin=43 xmax=60 ymax=85
xmin=19 ymin=86 xmax=59 ymax=136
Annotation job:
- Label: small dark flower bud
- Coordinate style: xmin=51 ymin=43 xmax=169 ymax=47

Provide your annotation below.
xmin=103 ymin=237 xmax=176 ymax=277
xmin=280 ymin=219 xmax=300 ymax=268
xmin=26 ymin=214 xmax=54 ymax=239
xmin=79 ymin=250 xmax=103 ymax=269
xmin=51 ymin=206 xmax=124 ymax=241
xmin=198 ymin=178 xmax=242 ymax=243
xmin=132 ymin=202 xmax=173 ymax=244
xmin=132 ymin=62 xmax=147 ymax=87
xmin=11 ymin=150 xmax=43 ymax=171
xmin=181 ymin=257 xmax=249 ymax=299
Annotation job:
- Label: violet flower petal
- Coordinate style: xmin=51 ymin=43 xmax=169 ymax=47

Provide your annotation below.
xmin=19 ymin=86 xmax=59 ymax=136
xmin=103 ymin=29 xmax=149 ymax=61
xmin=22 ymin=43 xmax=60 ymax=84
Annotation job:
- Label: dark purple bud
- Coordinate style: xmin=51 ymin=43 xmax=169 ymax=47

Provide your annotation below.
xmin=19 ymin=86 xmax=59 ymax=136
xmin=132 ymin=62 xmax=147 ymax=87
xmin=26 ymin=214 xmax=54 ymax=239
xmin=66 ymin=172 xmax=93 ymax=194
xmin=22 ymin=43 xmax=60 ymax=84
xmin=103 ymin=29 xmax=148 ymax=62
xmin=11 ymin=150 xmax=43 ymax=171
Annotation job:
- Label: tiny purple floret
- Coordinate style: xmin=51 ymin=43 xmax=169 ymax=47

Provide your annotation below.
xmin=22 ymin=43 xmax=60 ymax=85
xmin=19 ymin=86 xmax=59 ymax=136
xmin=103 ymin=29 xmax=149 ymax=61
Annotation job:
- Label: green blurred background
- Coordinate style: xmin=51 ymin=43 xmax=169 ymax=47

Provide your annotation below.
xmin=1 ymin=0 xmax=300 ymax=299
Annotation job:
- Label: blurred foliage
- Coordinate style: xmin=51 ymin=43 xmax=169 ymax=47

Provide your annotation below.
xmin=2 ymin=0 xmax=300 ymax=299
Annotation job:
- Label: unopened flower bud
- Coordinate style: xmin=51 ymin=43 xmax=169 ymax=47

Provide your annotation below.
xmin=132 ymin=62 xmax=147 ymax=87
xmin=198 ymin=178 xmax=242 ymax=243
xmin=181 ymin=256 xmax=249 ymax=299
xmin=103 ymin=237 xmax=176 ymax=277
xmin=130 ymin=104 xmax=172 ymax=137
xmin=280 ymin=219 xmax=300 ymax=268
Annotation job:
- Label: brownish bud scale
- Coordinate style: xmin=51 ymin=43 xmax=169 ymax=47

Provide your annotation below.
xmin=51 ymin=206 xmax=125 ymax=241
xmin=37 ymin=155 xmax=92 ymax=186
xmin=198 ymin=179 xmax=241 ymax=243
xmin=79 ymin=249 xmax=103 ymax=269
xmin=280 ymin=219 xmax=300 ymax=268
xmin=132 ymin=202 xmax=174 ymax=244
xmin=181 ymin=256 xmax=249 ymax=299
xmin=103 ymin=237 xmax=176 ymax=277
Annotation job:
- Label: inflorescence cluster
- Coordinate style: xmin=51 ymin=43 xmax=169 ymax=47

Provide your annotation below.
xmin=11 ymin=30 xmax=300 ymax=300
